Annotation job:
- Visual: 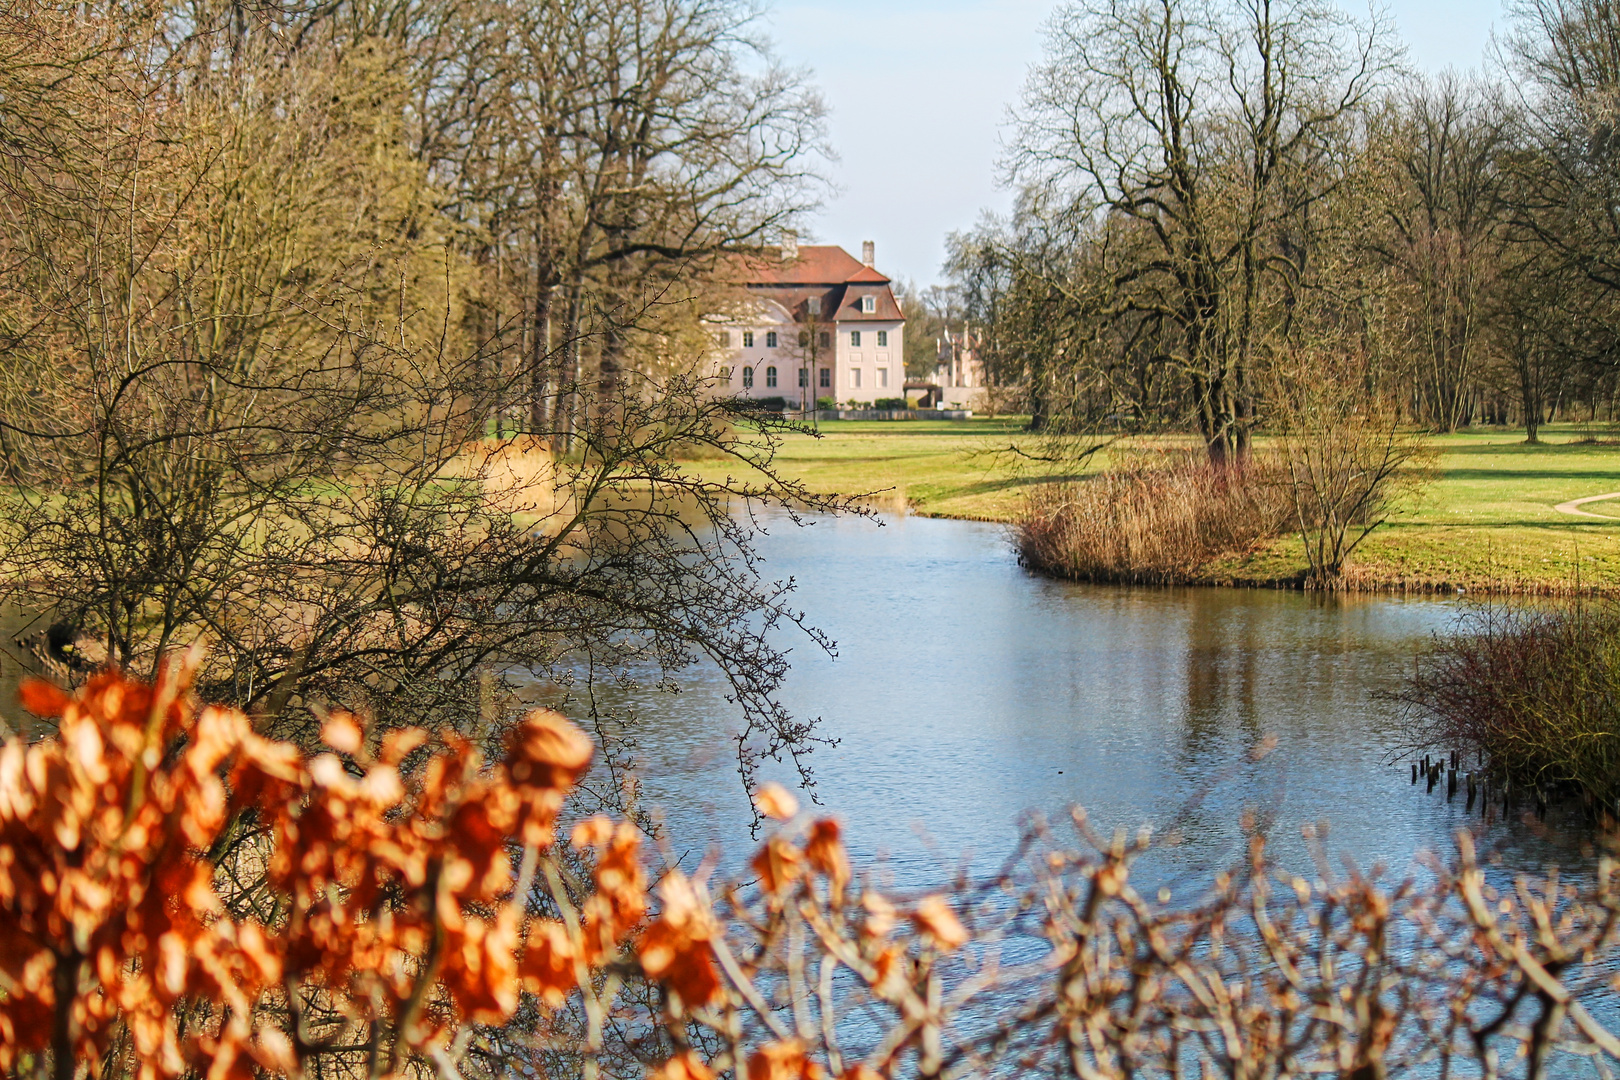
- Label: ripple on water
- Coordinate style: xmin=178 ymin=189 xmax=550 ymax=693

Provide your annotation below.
xmin=530 ymin=512 xmax=1592 ymax=889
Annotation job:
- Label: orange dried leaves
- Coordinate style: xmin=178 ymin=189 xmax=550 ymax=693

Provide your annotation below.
xmin=639 ymin=870 xmax=723 ymax=1010
xmin=911 ymin=896 xmax=968 ymax=952
xmin=0 ymin=667 xmax=271 ymax=1075
xmin=0 ymin=672 xmax=603 ymax=1078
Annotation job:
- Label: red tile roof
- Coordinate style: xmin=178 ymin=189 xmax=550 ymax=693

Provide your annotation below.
xmin=829 ymin=285 xmax=903 ymax=322
xmin=740 ymin=245 xmax=892 ymax=285
xmin=736 ymin=245 xmax=902 ymax=323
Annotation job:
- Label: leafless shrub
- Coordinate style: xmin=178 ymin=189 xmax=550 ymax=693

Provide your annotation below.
xmin=1400 ymin=601 xmax=1620 ymax=806
xmin=15 ymin=669 xmax=1620 ymax=1080
xmin=514 ymin=790 xmax=1620 ymax=1080
xmin=1276 ymin=416 xmax=1434 ymax=587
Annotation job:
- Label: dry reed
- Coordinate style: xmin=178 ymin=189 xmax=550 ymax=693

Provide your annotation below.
xmin=1016 ymin=451 xmax=1293 ymax=584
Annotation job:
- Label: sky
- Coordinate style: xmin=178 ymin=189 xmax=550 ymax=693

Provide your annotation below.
xmin=762 ymin=0 xmax=1510 ymax=290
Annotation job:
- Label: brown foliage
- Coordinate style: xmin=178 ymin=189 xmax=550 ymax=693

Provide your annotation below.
xmin=0 ymin=660 xmax=595 ymax=1079
xmin=7 ymin=668 xmax=1620 ymax=1079
xmin=1016 ymin=451 xmax=1293 ymax=584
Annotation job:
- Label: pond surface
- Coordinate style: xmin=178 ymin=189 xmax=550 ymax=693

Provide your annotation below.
xmin=571 ymin=513 xmax=1582 ymax=887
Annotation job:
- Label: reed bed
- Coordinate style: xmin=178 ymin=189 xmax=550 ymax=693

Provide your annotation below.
xmin=1402 ymin=601 xmax=1620 ymax=807
xmin=1016 ymin=450 xmax=1293 ymax=584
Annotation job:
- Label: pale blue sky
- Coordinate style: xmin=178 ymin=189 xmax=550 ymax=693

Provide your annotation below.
xmin=763 ymin=0 xmax=1509 ymax=289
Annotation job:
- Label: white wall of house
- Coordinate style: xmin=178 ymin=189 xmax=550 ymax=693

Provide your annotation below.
xmin=711 ymin=301 xmax=804 ymax=404
xmin=710 ymin=309 xmax=904 ymax=407
xmin=834 ymin=322 xmax=903 ymax=401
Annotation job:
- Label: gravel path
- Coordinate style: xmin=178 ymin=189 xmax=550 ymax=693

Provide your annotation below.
xmin=1554 ymin=491 xmax=1620 ymax=518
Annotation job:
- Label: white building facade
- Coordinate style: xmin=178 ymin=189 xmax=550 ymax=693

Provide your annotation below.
xmin=710 ymin=240 xmax=905 ymax=409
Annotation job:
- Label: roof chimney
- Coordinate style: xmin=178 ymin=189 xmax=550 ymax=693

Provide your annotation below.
xmin=782 ymin=230 xmax=798 ymax=262
xmin=861 ymin=240 xmax=875 ymax=266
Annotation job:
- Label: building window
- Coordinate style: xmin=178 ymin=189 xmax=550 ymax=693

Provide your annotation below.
xmin=850 ymin=330 xmax=861 ymax=347
xmin=877 ymin=330 xmax=887 ymax=347
xmin=766 ymin=331 xmax=778 ymax=348
xmin=807 ymin=296 xmax=821 ymax=315
xmin=798 ymin=368 xmax=808 ymax=387
xmin=719 ymin=367 xmax=731 ymax=381
xmin=743 ymin=366 xmax=754 ymax=389
xmin=878 ymin=367 xmax=889 ymax=388
xmin=851 ymin=368 xmax=862 ymax=388
xmin=742 ymin=331 xmax=754 ymax=348
xmin=819 ymin=368 xmax=830 ymax=388
xmin=860 ymin=296 xmax=875 ymax=314
xmin=715 ymin=330 xmax=730 ymax=347
xmin=819 ymin=332 xmax=830 ymax=348
xmin=799 ymin=331 xmax=810 ymax=347
xmin=766 ymin=366 xmax=778 ymax=387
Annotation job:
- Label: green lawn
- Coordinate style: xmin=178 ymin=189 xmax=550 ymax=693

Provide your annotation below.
xmin=1303 ymin=428 xmax=1620 ymax=592
xmin=696 ymin=416 xmax=1051 ymax=520
xmin=696 ymin=419 xmax=1620 ymax=592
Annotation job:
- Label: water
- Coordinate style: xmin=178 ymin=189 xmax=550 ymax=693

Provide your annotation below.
xmin=564 ymin=513 xmax=1585 ymax=886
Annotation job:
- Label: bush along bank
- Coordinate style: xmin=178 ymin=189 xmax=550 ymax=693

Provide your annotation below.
xmin=1015 ymin=451 xmax=1294 ymax=585
xmin=1401 ymin=601 xmax=1620 ymax=820
xmin=1017 ymin=419 xmax=1429 ymax=590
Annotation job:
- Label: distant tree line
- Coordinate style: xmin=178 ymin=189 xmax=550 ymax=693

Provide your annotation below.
xmin=946 ymin=0 xmax=1620 ymax=456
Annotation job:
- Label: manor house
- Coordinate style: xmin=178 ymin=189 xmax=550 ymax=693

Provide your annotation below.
xmin=710 ymin=239 xmax=904 ymax=407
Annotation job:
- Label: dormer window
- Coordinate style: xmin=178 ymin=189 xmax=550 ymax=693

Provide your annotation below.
xmin=807 ymin=297 xmax=821 ymax=316
xmin=860 ymin=295 xmax=875 ymax=314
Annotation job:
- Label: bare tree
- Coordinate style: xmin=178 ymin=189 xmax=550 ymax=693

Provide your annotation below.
xmin=1269 ymin=335 xmax=1432 ymax=585
xmin=1369 ymin=75 xmax=1512 ymax=433
xmin=0 ymin=1 xmax=846 ymax=803
xmin=1008 ymin=0 xmax=1395 ymax=467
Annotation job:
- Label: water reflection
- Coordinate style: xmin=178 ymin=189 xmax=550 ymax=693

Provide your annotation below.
xmin=543 ymin=513 xmax=1589 ymax=886
xmin=0 ymin=511 xmax=1588 ymax=891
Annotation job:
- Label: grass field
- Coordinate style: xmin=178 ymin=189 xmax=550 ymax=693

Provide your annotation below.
xmin=1288 ymin=427 xmax=1620 ymax=592
xmin=692 ymin=416 xmax=1054 ymax=520
xmin=693 ymin=418 xmax=1620 ymax=592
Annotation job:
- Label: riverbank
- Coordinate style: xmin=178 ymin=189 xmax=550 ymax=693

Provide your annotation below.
xmin=694 ymin=419 xmax=1620 ymax=593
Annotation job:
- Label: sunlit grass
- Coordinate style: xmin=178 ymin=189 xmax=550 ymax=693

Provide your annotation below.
xmin=687 ymin=416 xmax=1045 ymax=520
xmin=690 ymin=419 xmax=1620 ymax=591
xmin=1267 ymin=426 xmax=1620 ymax=591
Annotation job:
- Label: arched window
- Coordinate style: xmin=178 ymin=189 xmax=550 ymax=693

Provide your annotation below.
xmin=719 ymin=366 xmax=731 ymax=381
xmin=742 ymin=366 xmax=754 ymax=388
xmin=766 ymin=366 xmax=778 ymax=387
